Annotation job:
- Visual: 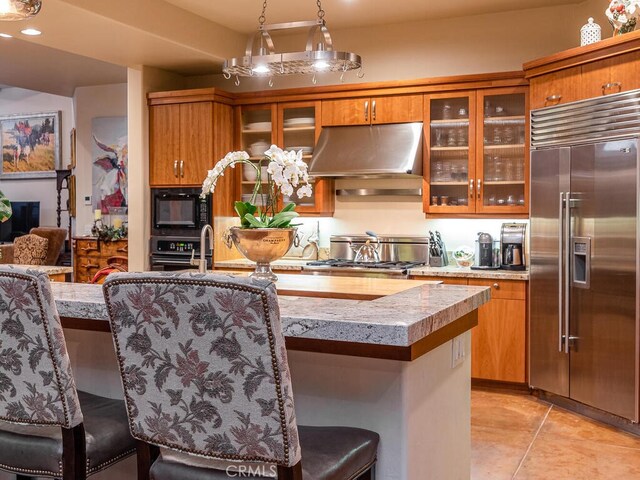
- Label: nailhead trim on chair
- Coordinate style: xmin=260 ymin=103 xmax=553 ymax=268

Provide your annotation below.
xmin=104 ymin=276 xmax=296 ymax=466
xmin=87 ymin=448 xmax=136 ymax=475
xmin=0 ymin=271 xmax=73 ymax=428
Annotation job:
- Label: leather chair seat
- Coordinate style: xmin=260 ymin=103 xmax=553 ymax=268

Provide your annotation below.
xmin=150 ymin=425 xmax=379 ymax=480
xmin=0 ymin=390 xmax=135 ymax=477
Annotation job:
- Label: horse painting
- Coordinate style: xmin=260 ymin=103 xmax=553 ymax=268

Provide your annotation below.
xmin=1 ymin=112 xmax=59 ymax=176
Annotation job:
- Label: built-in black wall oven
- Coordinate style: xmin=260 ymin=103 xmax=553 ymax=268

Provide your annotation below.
xmin=150 ymin=188 xmax=212 ymax=271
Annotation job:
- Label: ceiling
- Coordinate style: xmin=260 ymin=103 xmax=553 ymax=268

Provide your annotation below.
xmin=164 ymin=0 xmax=584 ymax=33
xmin=0 ymin=0 xmax=585 ymax=96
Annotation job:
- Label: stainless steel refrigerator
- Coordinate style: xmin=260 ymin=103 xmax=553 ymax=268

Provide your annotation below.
xmin=530 ymin=90 xmax=640 ymax=422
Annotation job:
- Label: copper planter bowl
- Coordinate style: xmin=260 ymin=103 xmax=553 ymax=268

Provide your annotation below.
xmin=227 ymin=227 xmax=297 ymax=281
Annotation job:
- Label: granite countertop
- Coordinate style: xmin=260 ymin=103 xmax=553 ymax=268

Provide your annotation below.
xmin=51 ymin=276 xmax=489 ymax=347
xmin=408 ymin=266 xmax=529 ymax=281
xmin=215 ymin=258 xmax=529 ymax=280
xmin=12 ymin=264 xmax=73 ymax=276
xmin=215 ymin=258 xmax=307 ymax=271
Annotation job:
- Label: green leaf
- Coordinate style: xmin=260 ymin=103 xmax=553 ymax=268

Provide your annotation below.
xmin=243 ymin=214 xmax=268 ymax=228
xmin=281 ymin=202 xmax=297 ymax=213
xmin=234 ymin=201 xmax=257 ymax=227
xmin=0 ymin=191 xmax=12 ymax=224
xmin=267 ymin=211 xmax=299 ymax=228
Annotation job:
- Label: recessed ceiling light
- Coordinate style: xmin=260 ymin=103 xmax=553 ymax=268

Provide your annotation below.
xmin=0 ymin=33 xmax=12 ymax=38
xmin=20 ymin=28 xmax=41 ymax=36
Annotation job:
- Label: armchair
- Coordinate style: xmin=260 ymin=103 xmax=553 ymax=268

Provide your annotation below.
xmin=0 ymin=227 xmax=67 ymax=265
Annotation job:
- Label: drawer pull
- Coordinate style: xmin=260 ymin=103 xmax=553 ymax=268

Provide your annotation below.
xmin=80 ymin=247 xmax=99 ymax=252
xmin=493 ymin=283 xmax=500 ymax=289
xmin=82 ymin=263 xmax=100 ymax=269
xmin=545 ymin=94 xmax=562 ymax=103
xmin=117 ymin=245 xmax=128 ymax=253
xmin=602 ymin=82 xmax=622 ymax=95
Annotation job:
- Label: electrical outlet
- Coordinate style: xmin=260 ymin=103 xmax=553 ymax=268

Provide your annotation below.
xmin=451 ymin=335 xmax=465 ymax=368
xmin=84 ymin=195 xmax=92 ymax=206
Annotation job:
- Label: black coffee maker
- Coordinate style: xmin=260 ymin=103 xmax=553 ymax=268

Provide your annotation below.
xmin=471 ymin=232 xmax=499 ymax=270
xmin=500 ymin=223 xmax=526 ymax=271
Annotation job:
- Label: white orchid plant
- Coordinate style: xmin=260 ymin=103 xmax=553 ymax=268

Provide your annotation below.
xmin=0 ymin=191 xmax=11 ymax=223
xmin=201 ymin=145 xmax=313 ymax=228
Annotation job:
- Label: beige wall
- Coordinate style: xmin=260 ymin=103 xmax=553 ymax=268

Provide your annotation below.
xmin=0 ymin=87 xmax=74 ymax=230
xmin=127 ymin=66 xmax=185 ymax=271
xmin=187 ymin=2 xmax=601 ymax=91
xmin=73 ymin=83 xmax=128 ymax=234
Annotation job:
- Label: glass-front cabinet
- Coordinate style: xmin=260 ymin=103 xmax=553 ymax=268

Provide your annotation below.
xmin=238 ymin=105 xmax=277 ymax=209
xmin=476 ymin=88 xmax=528 ymax=214
xmin=237 ymin=102 xmax=334 ymax=216
xmin=424 ymin=87 xmax=528 ymax=216
xmin=424 ymin=92 xmax=476 ymax=214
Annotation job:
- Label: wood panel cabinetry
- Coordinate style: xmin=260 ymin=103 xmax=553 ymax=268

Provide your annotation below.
xmin=148 ymin=89 xmax=235 ymax=217
xmin=410 ymin=275 xmax=527 ymax=383
xmin=73 ymin=237 xmax=128 ymax=284
xmin=525 ymin=33 xmax=640 ymax=110
xmin=468 ymin=279 xmax=526 ymax=383
xmin=321 ymin=94 xmax=423 ymax=126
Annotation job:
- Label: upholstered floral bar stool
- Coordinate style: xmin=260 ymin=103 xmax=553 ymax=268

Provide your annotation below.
xmin=0 ymin=266 xmax=136 ymax=480
xmin=103 ymin=272 xmax=379 ymax=480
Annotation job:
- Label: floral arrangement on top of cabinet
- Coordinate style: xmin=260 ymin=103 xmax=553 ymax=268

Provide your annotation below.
xmin=237 ymin=101 xmax=334 ymax=216
xmin=424 ymin=87 xmax=529 ymax=217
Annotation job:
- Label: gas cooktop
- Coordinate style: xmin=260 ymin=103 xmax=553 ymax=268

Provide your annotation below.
xmin=303 ymin=259 xmax=427 ymax=278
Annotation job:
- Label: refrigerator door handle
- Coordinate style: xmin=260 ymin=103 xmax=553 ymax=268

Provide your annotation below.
xmin=559 ymin=192 xmax=565 ymax=352
xmin=564 ymin=192 xmax=572 ymax=354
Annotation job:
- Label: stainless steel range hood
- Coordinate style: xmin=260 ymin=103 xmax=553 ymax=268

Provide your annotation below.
xmin=308 ymin=122 xmax=423 ymax=177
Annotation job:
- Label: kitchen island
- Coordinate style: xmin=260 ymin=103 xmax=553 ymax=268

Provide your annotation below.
xmin=51 ymin=274 xmax=490 ymax=480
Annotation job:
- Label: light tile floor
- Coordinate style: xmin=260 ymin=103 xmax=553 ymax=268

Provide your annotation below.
xmin=472 ymin=389 xmax=640 ymax=479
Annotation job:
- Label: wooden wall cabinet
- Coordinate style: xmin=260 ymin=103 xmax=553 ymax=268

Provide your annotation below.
xmin=525 ymin=34 xmax=640 ymax=110
xmin=73 ymin=237 xmax=128 ymax=284
xmin=236 ymin=102 xmax=334 ymax=216
xmin=409 ymin=275 xmax=527 ymax=384
xmin=321 ymin=94 xmax=423 ymax=126
xmin=529 ymin=66 xmax=582 ymax=109
xmin=148 ymin=89 xmax=235 ymax=217
xmin=424 ymin=86 xmax=529 ymax=217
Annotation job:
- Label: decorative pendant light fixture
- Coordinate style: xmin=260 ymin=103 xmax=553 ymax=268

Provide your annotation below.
xmin=223 ymin=0 xmax=363 ymax=86
xmin=0 ymin=0 xmax=41 ymax=21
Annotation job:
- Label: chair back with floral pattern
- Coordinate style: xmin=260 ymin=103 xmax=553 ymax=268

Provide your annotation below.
xmin=103 ymin=272 xmax=300 ymax=467
xmin=0 ymin=265 xmax=83 ymax=428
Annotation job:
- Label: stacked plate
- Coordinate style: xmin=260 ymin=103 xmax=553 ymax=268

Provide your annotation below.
xmin=245 ymin=121 xmax=272 ymax=131
xmin=287 ymin=146 xmax=314 ymax=154
xmin=283 ymin=117 xmax=315 ymax=128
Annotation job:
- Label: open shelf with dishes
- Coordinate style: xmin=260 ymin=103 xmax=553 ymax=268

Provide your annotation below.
xmin=236 ymin=101 xmax=334 ymax=216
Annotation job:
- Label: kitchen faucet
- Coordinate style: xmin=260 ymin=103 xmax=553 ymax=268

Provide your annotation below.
xmin=190 ymin=224 xmax=214 ymax=273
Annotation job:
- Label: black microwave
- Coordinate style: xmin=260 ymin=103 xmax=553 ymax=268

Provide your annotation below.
xmin=152 ymin=188 xmax=211 ymax=231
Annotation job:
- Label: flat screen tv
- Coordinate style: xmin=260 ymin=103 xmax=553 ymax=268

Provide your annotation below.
xmin=0 ymin=201 xmax=40 ymax=243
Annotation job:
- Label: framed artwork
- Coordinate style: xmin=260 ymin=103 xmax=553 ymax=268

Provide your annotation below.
xmin=0 ymin=111 xmax=62 ymax=179
xmin=92 ymin=116 xmax=128 ymax=214
xmin=68 ymin=174 xmax=76 ymax=218
xmin=69 ymin=127 xmax=76 ymax=170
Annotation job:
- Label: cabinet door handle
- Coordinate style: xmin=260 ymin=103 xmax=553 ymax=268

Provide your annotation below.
xmin=180 ymin=160 xmax=185 ymax=178
xmin=493 ymin=283 xmax=500 ymax=289
xmin=602 ymin=82 xmax=622 ymax=95
xmin=372 ymin=100 xmax=377 ymax=121
xmin=545 ymin=94 xmax=562 ymax=103
xmin=173 ymin=160 xmax=179 ymax=177
xmin=364 ymin=100 xmax=369 ymax=122
xmin=476 ymin=179 xmax=482 ymax=199
xmin=469 ymin=179 xmax=474 ymax=199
